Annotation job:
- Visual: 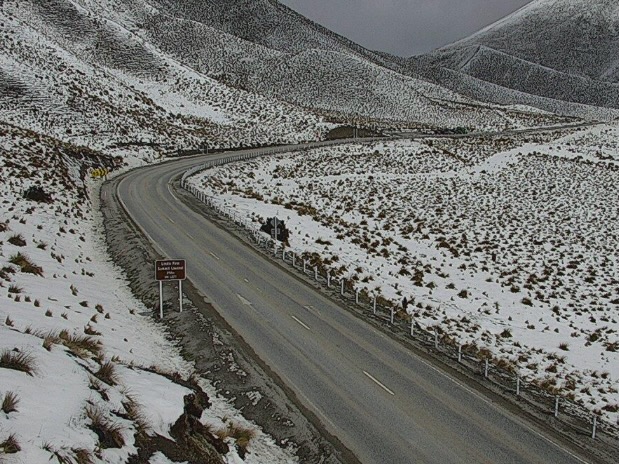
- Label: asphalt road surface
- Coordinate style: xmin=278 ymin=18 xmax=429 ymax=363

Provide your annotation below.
xmin=113 ymin=142 xmax=592 ymax=464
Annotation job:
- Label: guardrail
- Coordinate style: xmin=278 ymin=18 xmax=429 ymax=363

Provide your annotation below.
xmin=180 ymin=144 xmax=619 ymax=452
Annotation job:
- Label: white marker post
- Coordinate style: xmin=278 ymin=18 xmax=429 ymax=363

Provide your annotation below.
xmin=159 ymin=281 xmax=163 ymax=319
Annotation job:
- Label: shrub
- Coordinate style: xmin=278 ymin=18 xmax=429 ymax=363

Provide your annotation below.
xmin=521 ymin=297 xmax=533 ymax=307
xmin=0 ymin=349 xmax=36 ymax=376
xmin=24 ymin=185 xmax=53 ymax=203
xmin=4 ymin=315 xmax=13 ymax=327
xmin=559 ymin=342 xmax=569 ymax=351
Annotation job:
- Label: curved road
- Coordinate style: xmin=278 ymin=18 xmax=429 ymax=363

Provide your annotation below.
xmin=110 ymin=142 xmax=592 ymax=464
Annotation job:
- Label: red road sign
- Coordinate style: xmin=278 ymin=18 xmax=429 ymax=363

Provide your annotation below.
xmin=155 ymin=259 xmax=186 ymax=281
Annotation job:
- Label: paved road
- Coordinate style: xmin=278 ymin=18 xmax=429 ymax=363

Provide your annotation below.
xmin=112 ymin=143 xmax=591 ymax=464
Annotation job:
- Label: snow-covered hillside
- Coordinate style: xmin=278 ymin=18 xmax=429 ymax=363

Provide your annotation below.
xmin=189 ymin=125 xmax=619 ymax=423
xmin=413 ymin=0 xmax=619 ymax=112
xmin=3 ymin=0 xmax=574 ymax=142
xmin=0 ymin=0 xmax=329 ymax=166
xmin=0 ymin=124 xmax=297 ymax=462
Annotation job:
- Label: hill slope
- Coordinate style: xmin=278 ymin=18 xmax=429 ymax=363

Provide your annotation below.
xmin=412 ymin=0 xmax=619 ymax=114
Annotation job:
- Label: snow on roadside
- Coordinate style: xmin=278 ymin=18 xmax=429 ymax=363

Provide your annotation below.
xmin=0 ymin=124 xmax=297 ymax=462
xmin=189 ymin=124 xmax=619 ymax=425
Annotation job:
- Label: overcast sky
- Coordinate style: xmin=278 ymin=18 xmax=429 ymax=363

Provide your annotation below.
xmin=279 ymin=0 xmax=532 ymax=57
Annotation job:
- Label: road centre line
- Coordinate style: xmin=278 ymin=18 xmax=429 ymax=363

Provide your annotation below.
xmin=363 ymin=370 xmax=395 ymax=396
xmin=292 ymin=315 xmax=311 ymax=331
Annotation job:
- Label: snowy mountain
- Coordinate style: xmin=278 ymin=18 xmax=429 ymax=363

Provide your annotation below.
xmin=412 ymin=0 xmax=619 ymax=114
xmin=0 ymin=0 xmax=578 ymax=161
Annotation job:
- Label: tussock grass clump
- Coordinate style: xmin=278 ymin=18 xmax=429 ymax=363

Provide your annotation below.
xmin=85 ymin=405 xmax=126 ymax=449
xmin=0 ymin=349 xmax=36 ymax=376
xmin=216 ymin=422 xmax=257 ymax=452
xmin=9 ymin=252 xmax=43 ymax=276
xmin=83 ymin=325 xmax=101 ymax=336
xmin=0 ymin=433 xmax=21 ymax=454
xmin=1 ymin=391 xmax=19 ymax=413
xmin=42 ymin=443 xmax=94 ymax=464
xmin=4 ymin=315 xmax=14 ymax=327
xmin=95 ymin=362 xmax=119 ymax=386
xmin=122 ymin=395 xmax=150 ymax=435
xmin=8 ymin=284 xmax=22 ymax=294
xmin=7 ymin=234 xmax=26 ymax=247
xmin=58 ymin=330 xmax=102 ymax=358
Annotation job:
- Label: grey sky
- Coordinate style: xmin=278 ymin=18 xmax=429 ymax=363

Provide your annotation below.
xmin=279 ymin=0 xmax=532 ymax=57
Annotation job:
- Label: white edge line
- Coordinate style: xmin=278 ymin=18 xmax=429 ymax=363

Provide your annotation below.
xmin=363 ymin=370 xmax=395 ymax=396
xmin=291 ymin=315 xmax=311 ymax=331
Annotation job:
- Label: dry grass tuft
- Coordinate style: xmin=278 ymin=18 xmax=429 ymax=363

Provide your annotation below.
xmin=0 ymin=433 xmax=21 ymax=454
xmin=216 ymin=421 xmax=257 ymax=452
xmin=95 ymin=362 xmax=119 ymax=386
xmin=1 ymin=391 xmax=19 ymax=414
xmin=122 ymin=395 xmax=150 ymax=435
xmin=85 ymin=405 xmax=126 ymax=449
xmin=7 ymin=234 xmax=26 ymax=247
xmin=4 ymin=315 xmax=13 ymax=327
xmin=58 ymin=330 xmax=102 ymax=358
xmin=42 ymin=443 xmax=94 ymax=464
xmin=0 ymin=349 xmax=36 ymax=376
xmin=9 ymin=252 xmax=43 ymax=276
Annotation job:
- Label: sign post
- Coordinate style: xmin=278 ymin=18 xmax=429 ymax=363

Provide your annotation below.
xmin=155 ymin=259 xmax=186 ymax=318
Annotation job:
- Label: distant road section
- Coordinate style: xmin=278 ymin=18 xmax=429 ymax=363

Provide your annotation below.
xmin=113 ymin=141 xmax=593 ymax=464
